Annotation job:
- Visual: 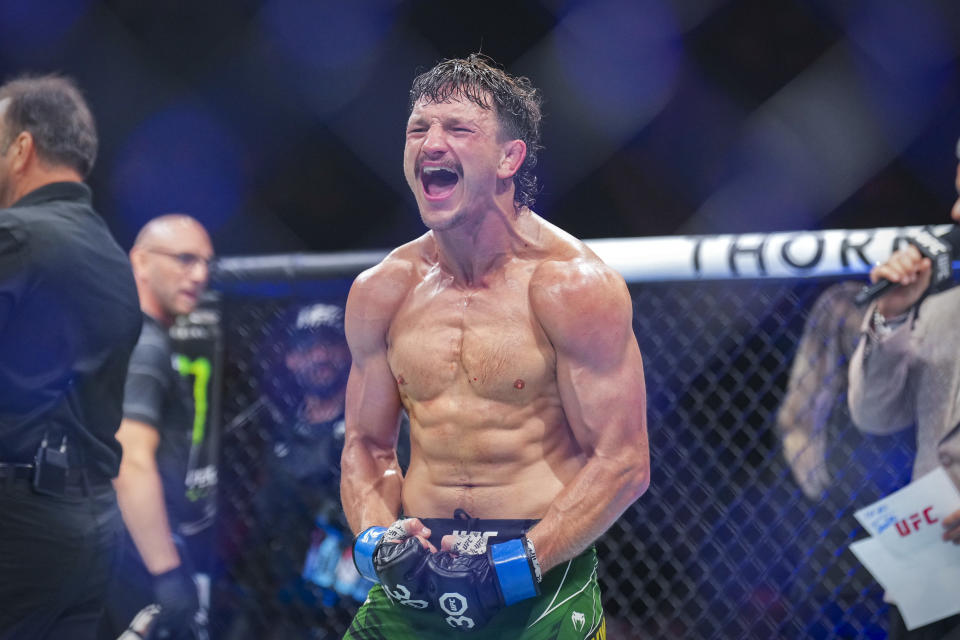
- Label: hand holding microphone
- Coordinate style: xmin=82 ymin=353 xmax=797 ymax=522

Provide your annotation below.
xmin=855 ymin=226 xmax=960 ymax=315
xmin=870 ymin=244 xmax=932 ymax=318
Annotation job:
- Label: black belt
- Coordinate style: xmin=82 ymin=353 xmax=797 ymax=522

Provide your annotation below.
xmin=0 ymin=462 xmax=110 ymax=496
xmin=0 ymin=463 xmax=34 ymax=481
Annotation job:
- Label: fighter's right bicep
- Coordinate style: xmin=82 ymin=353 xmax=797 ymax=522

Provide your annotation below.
xmin=342 ymin=261 xmax=409 ymax=449
xmin=341 ymin=262 xmax=411 ymax=531
xmin=344 ymin=356 xmax=403 ymax=450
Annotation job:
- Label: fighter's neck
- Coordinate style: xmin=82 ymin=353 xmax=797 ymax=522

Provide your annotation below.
xmin=431 ymin=205 xmax=536 ymax=287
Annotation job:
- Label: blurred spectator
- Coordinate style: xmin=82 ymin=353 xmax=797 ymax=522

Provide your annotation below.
xmin=777 ymin=280 xmax=914 ymax=638
xmin=222 ymin=302 xmax=375 ymax=639
xmin=779 ymin=282 xmax=863 ymax=500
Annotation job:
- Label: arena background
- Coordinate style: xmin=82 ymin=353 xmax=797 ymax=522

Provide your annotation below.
xmin=1 ymin=0 xmax=960 ymax=248
xmin=3 ymin=1 xmax=960 ymax=638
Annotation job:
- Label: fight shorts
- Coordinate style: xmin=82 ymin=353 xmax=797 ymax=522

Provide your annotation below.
xmin=343 ymin=516 xmax=606 ymax=640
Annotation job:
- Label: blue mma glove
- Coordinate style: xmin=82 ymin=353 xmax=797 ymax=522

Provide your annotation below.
xmin=426 ymin=536 xmax=542 ymax=631
xmin=353 ymin=521 xmax=433 ymax=611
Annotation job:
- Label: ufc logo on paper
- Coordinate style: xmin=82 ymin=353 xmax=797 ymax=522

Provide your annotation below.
xmin=894 ymin=506 xmax=938 ymax=537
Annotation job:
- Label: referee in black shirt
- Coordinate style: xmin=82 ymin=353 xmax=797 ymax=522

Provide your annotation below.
xmin=0 ymin=75 xmax=142 ymax=639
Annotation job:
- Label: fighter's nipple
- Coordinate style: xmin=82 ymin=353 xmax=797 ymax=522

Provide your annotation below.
xmin=514 ymin=379 xmax=525 ymax=390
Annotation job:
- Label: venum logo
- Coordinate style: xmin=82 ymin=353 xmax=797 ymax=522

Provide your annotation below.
xmin=571 ymin=611 xmax=586 ymax=632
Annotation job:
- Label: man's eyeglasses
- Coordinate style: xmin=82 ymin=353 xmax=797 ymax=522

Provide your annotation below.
xmin=147 ymin=249 xmax=214 ymax=270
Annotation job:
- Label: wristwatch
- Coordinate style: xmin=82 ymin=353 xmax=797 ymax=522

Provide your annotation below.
xmin=871 ymin=309 xmax=908 ymax=339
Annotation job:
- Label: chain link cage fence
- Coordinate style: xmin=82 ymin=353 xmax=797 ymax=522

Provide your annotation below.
xmin=207 ymin=233 xmax=925 ymax=640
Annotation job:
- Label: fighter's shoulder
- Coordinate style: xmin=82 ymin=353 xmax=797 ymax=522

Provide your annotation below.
xmin=529 ymin=226 xmax=632 ymax=340
xmin=349 ymin=238 xmax=424 ymax=303
xmin=345 ymin=237 xmax=426 ymax=344
xmin=529 ymin=228 xmax=627 ymax=306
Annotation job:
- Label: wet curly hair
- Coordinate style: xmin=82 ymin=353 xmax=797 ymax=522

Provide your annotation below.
xmin=409 ymin=53 xmax=544 ymax=209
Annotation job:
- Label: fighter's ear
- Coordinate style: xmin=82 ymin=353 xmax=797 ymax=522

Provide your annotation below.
xmin=497 ymin=139 xmax=526 ymax=180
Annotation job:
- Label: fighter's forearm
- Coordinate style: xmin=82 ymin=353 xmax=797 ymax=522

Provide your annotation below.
xmin=340 ymin=438 xmax=404 ymax=534
xmin=525 ymin=454 xmax=649 ymax=573
xmin=114 ymin=460 xmax=181 ymax=575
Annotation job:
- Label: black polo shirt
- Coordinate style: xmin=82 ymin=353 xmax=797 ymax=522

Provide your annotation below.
xmin=123 ymin=313 xmax=193 ymax=524
xmin=0 ymin=182 xmax=141 ymax=480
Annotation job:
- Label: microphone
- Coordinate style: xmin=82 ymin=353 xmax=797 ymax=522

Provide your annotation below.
xmin=855 ymin=225 xmax=960 ymax=306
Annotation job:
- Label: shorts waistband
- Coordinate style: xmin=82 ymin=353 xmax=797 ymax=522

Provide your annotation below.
xmin=417 ymin=511 xmax=539 ymax=549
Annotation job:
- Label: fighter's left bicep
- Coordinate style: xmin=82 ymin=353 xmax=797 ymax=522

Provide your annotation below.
xmin=532 ymin=262 xmax=647 ymax=455
xmin=556 ymin=330 xmax=647 ymax=457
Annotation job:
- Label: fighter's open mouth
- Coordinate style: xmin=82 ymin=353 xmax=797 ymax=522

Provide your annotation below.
xmin=421 ymin=166 xmax=459 ymax=198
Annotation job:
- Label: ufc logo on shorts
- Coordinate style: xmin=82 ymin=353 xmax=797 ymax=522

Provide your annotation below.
xmin=451 ymin=529 xmax=498 ymax=554
xmin=385 ymin=583 xmax=428 ymax=609
xmin=440 ymin=591 xmax=475 ymax=629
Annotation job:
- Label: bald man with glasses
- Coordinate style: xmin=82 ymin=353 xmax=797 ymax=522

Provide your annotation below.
xmin=98 ymin=214 xmax=214 ymax=640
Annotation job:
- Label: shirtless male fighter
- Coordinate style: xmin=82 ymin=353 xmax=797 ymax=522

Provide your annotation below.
xmin=341 ymin=54 xmax=650 ymax=639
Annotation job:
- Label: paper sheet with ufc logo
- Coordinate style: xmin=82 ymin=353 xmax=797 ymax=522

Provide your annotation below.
xmin=850 ymin=466 xmax=960 ymax=630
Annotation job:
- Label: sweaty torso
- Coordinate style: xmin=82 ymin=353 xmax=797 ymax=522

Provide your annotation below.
xmin=387 ymin=235 xmax=587 ymax=520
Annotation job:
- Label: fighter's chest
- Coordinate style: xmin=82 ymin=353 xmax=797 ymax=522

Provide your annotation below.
xmin=387 ymin=282 xmax=554 ymax=401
